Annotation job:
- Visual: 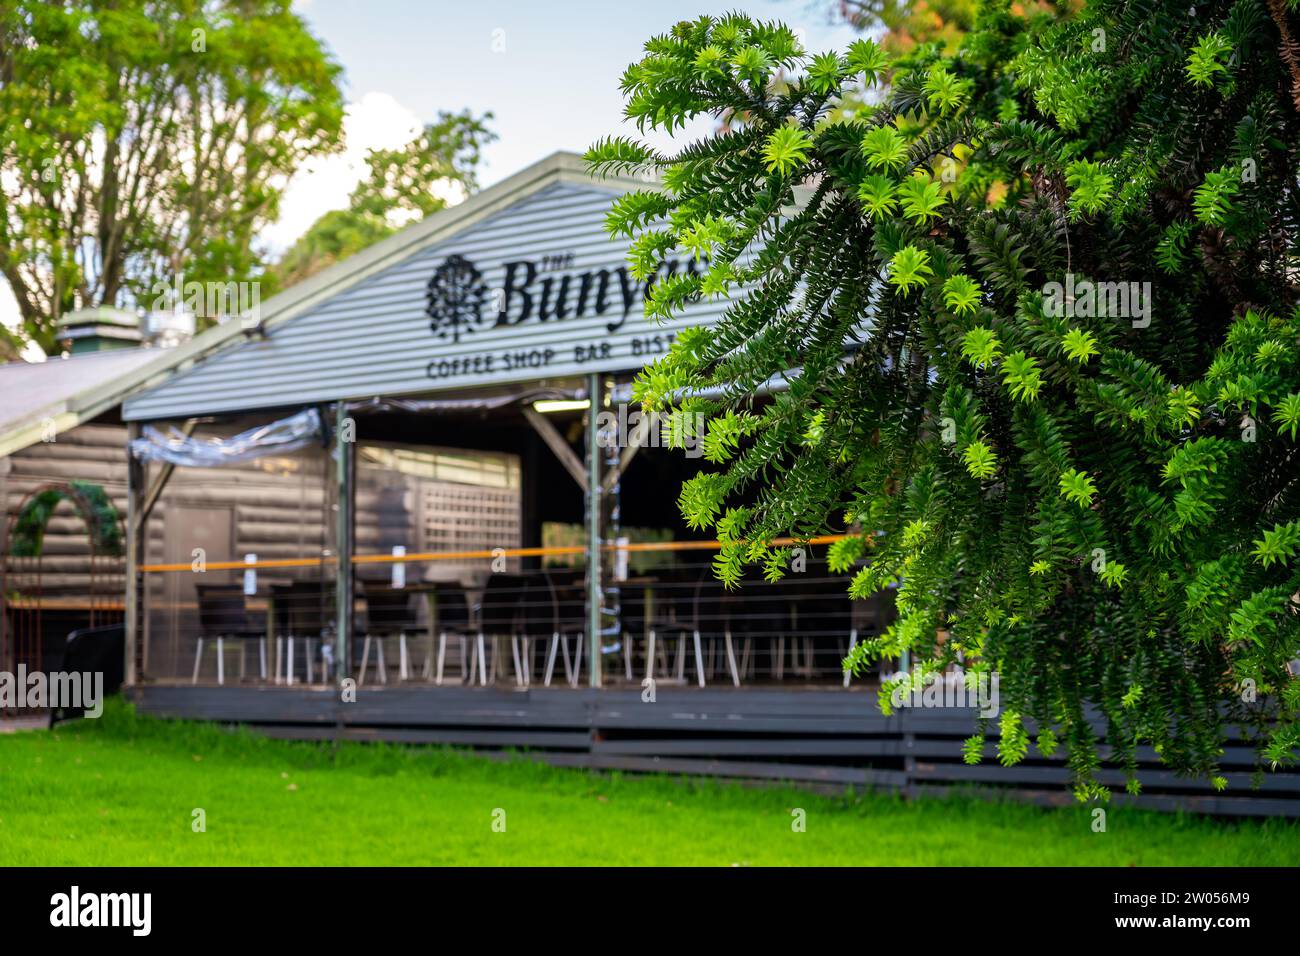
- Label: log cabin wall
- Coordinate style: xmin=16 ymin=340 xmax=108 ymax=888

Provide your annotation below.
xmin=354 ymin=443 xmax=523 ymax=586
xmin=140 ymin=442 xmax=330 ymax=680
xmin=0 ymin=424 xmax=129 ymax=673
xmin=2 ymin=423 xmax=128 ymax=591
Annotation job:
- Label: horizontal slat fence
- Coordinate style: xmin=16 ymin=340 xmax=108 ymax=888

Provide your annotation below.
xmin=128 ymin=684 xmax=1300 ymax=818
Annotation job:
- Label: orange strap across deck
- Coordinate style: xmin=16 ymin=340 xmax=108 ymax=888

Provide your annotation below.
xmin=135 ymin=534 xmax=849 ymax=574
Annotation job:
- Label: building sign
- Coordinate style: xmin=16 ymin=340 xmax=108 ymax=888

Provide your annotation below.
xmin=122 ymin=174 xmax=736 ymax=421
xmin=423 ymin=251 xmax=707 ymax=381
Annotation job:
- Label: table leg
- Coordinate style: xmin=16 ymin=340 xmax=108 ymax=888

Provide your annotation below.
xmin=642 ymin=586 xmax=654 ymax=681
xmin=423 ymin=591 xmax=439 ymax=684
xmin=266 ymin=595 xmax=277 ymax=684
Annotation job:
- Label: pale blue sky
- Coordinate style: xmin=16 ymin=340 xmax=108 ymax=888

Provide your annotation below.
xmin=294 ymin=0 xmax=860 ymax=186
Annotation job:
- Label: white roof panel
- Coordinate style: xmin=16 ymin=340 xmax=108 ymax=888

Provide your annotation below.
xmin=0 ymin=347 xmax=160 ymax=438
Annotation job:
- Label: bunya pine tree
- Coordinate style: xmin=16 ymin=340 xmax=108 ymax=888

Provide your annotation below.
xmin=587 ymin=0 xmax=1300 ymax=799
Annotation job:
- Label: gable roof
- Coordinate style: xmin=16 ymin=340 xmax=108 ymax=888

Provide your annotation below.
xmin=122 ymin=151 xmax=697 ymax=421
xmin=0 ymin=348 xmax=164 ymax=458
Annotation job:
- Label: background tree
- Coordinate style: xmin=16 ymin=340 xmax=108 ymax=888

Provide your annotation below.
xmin=265 ymin=110 xmax=495 ymax=292
xmin=0 ymin=0 xmax=345 ymax=356
xmin=829 ymin=0 xmax=979 ymax=51
xmin=589 ymin=2 xmax=1300 ymax=797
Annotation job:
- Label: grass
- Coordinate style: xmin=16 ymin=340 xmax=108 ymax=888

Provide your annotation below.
xmin=1 ymin=699 xmax=1296 ymax=866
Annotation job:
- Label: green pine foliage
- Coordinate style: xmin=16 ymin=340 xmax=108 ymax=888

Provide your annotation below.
xmin=587 ymin=3 xmax=1300 ymax=797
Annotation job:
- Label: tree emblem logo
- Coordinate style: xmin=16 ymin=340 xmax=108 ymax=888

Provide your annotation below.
xmin=425 ymin=254 xmax=489 ymax=344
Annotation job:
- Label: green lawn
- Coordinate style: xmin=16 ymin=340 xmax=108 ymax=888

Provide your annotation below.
xmin=1 ymin=700 xmax=1296 ymax=866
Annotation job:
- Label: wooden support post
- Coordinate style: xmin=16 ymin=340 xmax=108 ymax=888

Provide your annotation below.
xmin=334 ymin=404 xmax=355 ymax=683
xmin=601 ymin=410 xmax=649 ymax=493
xmin=138 ymin=419 xmax=197 ymax=526
xmin=124 ymin=423 xmax=145 ymax=687
xmin=585 ymin=374 xmax=603 ymax=688
xmin=523 ymin=407 xmax=588 ymax=491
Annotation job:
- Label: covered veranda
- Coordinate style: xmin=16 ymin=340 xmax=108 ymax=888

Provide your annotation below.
xmin=124 ymin=383 xmax=889 ymax=694
xmin=121 ymin=397 xmax=902 ymax=787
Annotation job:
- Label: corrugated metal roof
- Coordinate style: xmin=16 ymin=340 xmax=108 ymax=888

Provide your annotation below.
xmin=125 ymin=154 xmax=727 ymax=421
xmin=0 ymin=348 xmax=164 ymax=455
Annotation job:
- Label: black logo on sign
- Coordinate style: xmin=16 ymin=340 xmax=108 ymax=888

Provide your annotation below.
xmin=425 ymin=254 xmax=489 ymax=344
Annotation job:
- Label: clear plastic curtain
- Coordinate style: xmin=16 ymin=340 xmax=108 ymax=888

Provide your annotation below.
xmin=129 ymin=407 xmax=325 ymax=467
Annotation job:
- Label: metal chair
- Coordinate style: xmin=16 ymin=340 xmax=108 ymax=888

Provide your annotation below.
xmin=639 ymin=564 xmax=712 ymax=686
xmin=691 ymin=572 xmax=743 ymax=687
xmin=645 ymin=568 xmax=740 ymax=688
xmin=619 ymin=582 xmax=651 ymax=683
xmin=435 ymin=574 xmax=524 ymax=686
xmin=847 ymin=586 xmax=898 ymax=683
xmin=193 ymin=583 xmax=266 ymax=685
xmin=512 ymin=575 xmax=544 ymax=687
xmin=359 ymin=585 xmax=420 ymax=683
xmin=480 ymin=573 xmax=530 ymax=686
xmin=425 ymin=585 xmax=472 ymax=684
xmin=806 ymin=577 xmax=859 ymax=686
xmin=813 ymin=577 xmax=856 ymax=686
xmin=272 ymin=580 xmax=333 ymax=685
xmin=640 ymin=566 xmax=701 ymax=684
xmin=721 ymin=572 xmax=787 ymax=683
xmin=776 ymin=574 xmax=845 ymax=681
xmin=527 ymin=570 xmax=586 ymax=688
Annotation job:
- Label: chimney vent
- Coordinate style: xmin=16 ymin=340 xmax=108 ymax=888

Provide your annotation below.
xmin=56 ymin=307 xmax=143 ymax=354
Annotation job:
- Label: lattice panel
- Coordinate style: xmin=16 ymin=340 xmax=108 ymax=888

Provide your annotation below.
xmin=418 ymin=481 xmax=521 ymax=578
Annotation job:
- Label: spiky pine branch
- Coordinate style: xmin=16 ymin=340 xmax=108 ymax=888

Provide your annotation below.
xmin=589 ymin=1 xmax=1300 ymax=799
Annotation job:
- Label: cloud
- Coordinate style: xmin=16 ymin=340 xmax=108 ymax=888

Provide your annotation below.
xmin=260 ymin=90 xmax=423 ymax=254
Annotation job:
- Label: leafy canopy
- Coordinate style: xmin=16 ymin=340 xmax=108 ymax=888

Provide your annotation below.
xmin=0 ymin=0 xmax=346 ymax=355
xmin=265 ymin=110 xmax=495 ymax=292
